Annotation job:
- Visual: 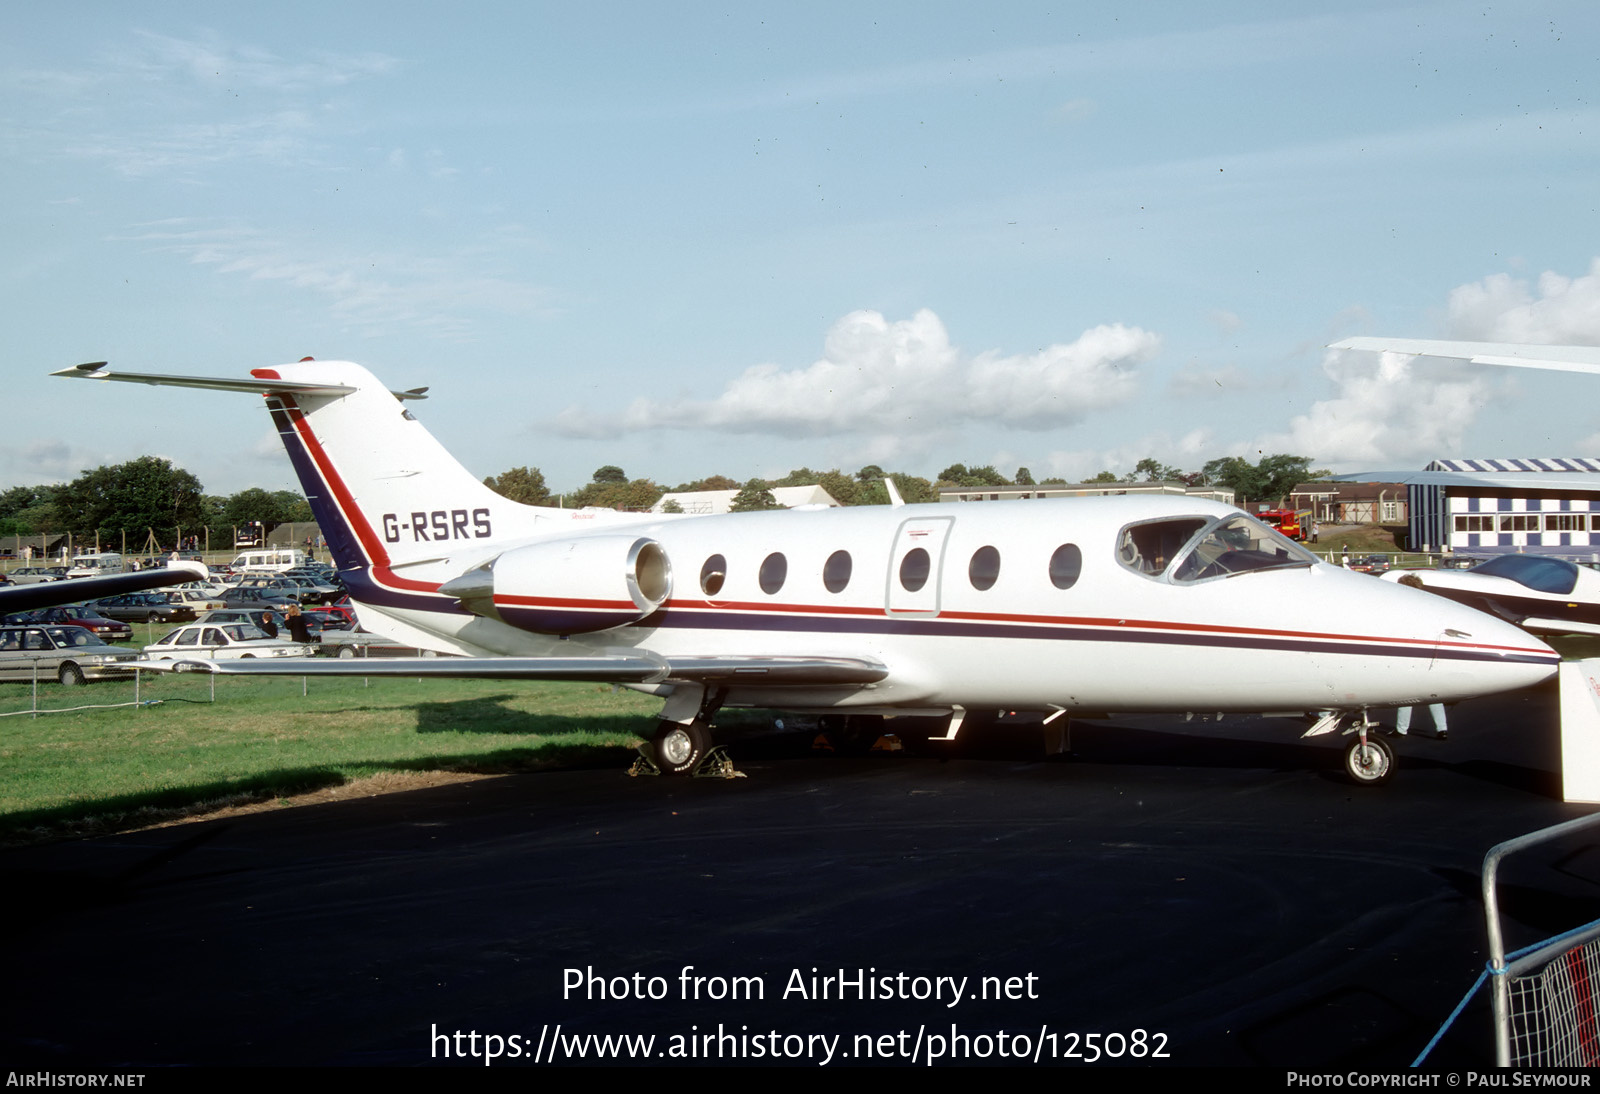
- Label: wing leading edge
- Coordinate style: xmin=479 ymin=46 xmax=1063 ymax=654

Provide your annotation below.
xmin=0 ymin=562 xmax=207 ymax=614
xmin=153 ymin=653 xmax=890 ymax=686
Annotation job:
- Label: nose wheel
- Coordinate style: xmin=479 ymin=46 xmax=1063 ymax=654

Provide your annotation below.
xmin=1344 ymin=732 xmax=1395 ymax=786
xmin=1306 ymin=709 xmax=1397 ymax=787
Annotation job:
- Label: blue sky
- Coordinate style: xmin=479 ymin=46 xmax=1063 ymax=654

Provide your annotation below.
xmin=7 ymin=2 xmax=1600 ymax=497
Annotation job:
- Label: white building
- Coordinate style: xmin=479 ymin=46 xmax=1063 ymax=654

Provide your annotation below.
xmin=650 ymin=484 xmax=841 ymax=515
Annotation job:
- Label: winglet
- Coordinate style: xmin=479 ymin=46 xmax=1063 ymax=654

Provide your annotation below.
xmin=885 ymin=477 xmax=905 ymax=508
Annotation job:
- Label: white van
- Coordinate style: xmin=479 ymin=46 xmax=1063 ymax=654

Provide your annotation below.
xmin=227 ymin=548 xmax=309 ymax=573
xmin=65 ymin=552 xmax=125 ymax=578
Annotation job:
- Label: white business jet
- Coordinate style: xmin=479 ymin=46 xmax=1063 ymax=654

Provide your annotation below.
xmin=55 ymin=359 xmax=1560 ymax=784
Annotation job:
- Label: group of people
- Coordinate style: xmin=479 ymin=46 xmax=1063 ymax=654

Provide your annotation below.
xmin=257 ymin=605 xmax=313 ymax=645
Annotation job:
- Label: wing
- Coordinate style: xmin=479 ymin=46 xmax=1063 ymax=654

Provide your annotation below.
xmin=0 ymin=562 xmax=207 ymax=614
xmin=1330 ymin=338 xmax=1600 ymax=376
xmin=151 ymin=652 xmax=890 ymax=686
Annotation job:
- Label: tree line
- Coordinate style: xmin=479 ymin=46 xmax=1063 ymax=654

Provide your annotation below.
xmin=0 ymin=457 xmax=312 ymax=544
xmin=485 ymin=454 xmax=1327 ymax=512
xmin=0 ymin=451 xmax=1326 ymax=547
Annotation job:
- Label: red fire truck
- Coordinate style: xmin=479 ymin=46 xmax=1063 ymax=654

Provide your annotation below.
xmin=1256 ymin=508 xmax=1307 ymax=540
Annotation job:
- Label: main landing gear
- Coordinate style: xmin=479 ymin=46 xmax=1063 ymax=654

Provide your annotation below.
xmin=632 ymin=686 xmax=743 ymax=778
xmin=651 ymin=719 xmax=712 ymax=775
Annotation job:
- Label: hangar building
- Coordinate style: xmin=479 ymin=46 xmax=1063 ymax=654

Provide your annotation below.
xmin=1333 ymin=458 xmax=1600 ymax=557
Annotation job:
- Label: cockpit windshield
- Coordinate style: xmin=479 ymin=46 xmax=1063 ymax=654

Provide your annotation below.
xmin=1469 ymin=554 xmax=1579 ymax=595
xmin=1116 ymin=513 xmax=1318 ymax=583
xmin=1169 ymin=514 xmax=1318 ymax=582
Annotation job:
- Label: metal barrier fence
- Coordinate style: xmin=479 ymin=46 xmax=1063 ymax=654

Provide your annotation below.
xmin=0 ymin=658 xmax=158 ymax=717
xmin=1484 ymin=813 xmax=1600 ymax=1066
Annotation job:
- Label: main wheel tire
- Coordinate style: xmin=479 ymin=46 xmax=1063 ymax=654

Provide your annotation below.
xmin=57 ymin=663 xmax=84 ymax=686
xmin=1344 ymin=734 xmax=1395 ymax=786
xmin=651 ymin=720 xmax=712 ymax=776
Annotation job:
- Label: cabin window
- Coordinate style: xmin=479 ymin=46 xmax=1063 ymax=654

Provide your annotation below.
xmin=969 ymin=545 xmax=1001 ymax=591
xmin=1048 ymin=544 xmax=1082 ymax=590
xmin=823 ymin=550 xmax=852 ymax=593
xmin=759 ymin=552 xmax=787 ymax=595
xmin=900 ymin=547 xmax=931 ymax=592
xmin=1116 ymin=518 xmax=1209 ymax=577
xmin=699 ymin=555 xmax=727 ymax=597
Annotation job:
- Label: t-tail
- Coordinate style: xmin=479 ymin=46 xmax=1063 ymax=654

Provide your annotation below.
xmin=52 ymin=359 xmax=651 ymax=644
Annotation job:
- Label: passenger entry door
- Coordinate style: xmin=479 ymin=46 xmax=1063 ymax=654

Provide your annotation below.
xmin=885 ymin=517 xmax=953 ymax=616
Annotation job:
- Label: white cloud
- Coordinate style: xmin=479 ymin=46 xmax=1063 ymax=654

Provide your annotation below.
xmin=1238 ymin=260 xmax=1600 ymax=468
xmin=1251 ymin=348 xmax=1491 ymax=466
xmin=10 ymin=31 xmax=399 ymax=180
xmin=552 ymin=309 xmax=1158 ymax=439
xmin=126 ymin=31 xmax=399 ymax=95
xmin=1444 ymin=259 xmax=1600 ymax=344
xmin=126 ymin=220 xmax=555 ymax=337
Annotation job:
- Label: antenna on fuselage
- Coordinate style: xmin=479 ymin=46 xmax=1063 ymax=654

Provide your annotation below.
xmin=885 ymin=478 xmax=905 ymax=508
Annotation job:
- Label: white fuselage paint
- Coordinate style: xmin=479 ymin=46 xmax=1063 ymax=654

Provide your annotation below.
xmin=356 ymin=497 xmax=1557 ymax=715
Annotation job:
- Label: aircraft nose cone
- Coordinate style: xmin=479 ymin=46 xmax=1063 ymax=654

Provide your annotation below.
xmin=1435 ymin=599 xmax=1560 ymax=694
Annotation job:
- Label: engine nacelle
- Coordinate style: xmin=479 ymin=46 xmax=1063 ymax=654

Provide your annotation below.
xmin=440 ymin=535 xmax=672 ymax=635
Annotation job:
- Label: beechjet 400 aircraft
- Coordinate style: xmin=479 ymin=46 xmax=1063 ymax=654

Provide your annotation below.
xmin=56 ymin=358 xmax=1561 ymax=785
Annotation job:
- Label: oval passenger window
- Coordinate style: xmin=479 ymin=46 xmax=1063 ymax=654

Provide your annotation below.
xmin=823 ymin=550 xmax=852 ymax=593
xmin=1049 ymin=544 xmax=1082 ymax=590
xmin=968 ymin=545 xmax=1000 ymax=591
xmin=699 ymin=554 xmax=726 ymax=597
xmin=759 ymin=552 xmax=787 ymax=595
xmin=900 ymin=547 xmax=931 ymax=592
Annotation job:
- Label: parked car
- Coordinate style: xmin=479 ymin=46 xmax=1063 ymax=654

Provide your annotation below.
xmin=220 ymin=587 xmax=300 ymax=611
xmin=2 ymin=606 xmax=133 ymax=642
xmin=85 ymin=593 xmax=199 ymax=625
xmin=7 ymin=567 xmax=68 ymax=585
xmin=165 ymin=588 xmax=228 ymax=613
xmin=0 ymin=624 xmax=142 ymax=684
xmin=143 ymin=623 xmax=315 ymax=661
xmin=1348 ymin=554 xmax=1391 ymax=574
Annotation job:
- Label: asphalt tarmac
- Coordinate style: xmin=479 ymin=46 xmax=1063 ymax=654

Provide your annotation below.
xmin=5 ymin=679 xmax=1599 ymax=1069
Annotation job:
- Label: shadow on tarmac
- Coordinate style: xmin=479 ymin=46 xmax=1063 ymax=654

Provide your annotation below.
xmin=3 ymin=679 xmax=1596 ymax=1069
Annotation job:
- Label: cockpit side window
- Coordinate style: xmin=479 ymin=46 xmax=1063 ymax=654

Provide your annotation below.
xmin=1170 ymin=515 xmax=1318 ymax=583
xmin=1115 ymin=518 xmax=1209 ymax=577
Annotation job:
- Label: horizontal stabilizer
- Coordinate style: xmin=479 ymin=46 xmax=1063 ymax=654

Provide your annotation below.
xmin=51 ymin=362 xmax=427 ymax=400
xmin=1331 ymin=338 xmax=1600 ymax=376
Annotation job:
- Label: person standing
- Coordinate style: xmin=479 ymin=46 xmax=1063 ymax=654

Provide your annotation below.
xmin=285 ymin=604 xmax=312 ymax=645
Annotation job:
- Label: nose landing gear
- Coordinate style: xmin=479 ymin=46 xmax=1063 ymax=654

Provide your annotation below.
xmin=1305 ymin=709 xmax=1396 ymax=787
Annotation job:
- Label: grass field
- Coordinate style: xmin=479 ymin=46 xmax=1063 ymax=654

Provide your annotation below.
xmin=0 ymin=670 xmax=669 ymax=841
